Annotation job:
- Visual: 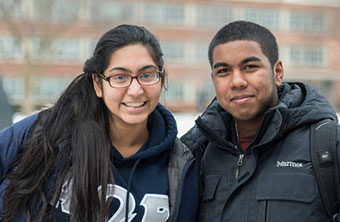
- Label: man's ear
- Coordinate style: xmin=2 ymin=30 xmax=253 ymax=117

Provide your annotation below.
xmin=92 ymin=74 xmax=103 ymax=98
xmin=274 ymin=60 xmax=284 ymax=87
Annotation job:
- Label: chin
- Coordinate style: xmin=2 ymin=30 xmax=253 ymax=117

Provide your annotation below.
xmin=122 ymin=115 xmax=149 ymax=126
xmin=233 ymin=112 xmax=255 ymax=121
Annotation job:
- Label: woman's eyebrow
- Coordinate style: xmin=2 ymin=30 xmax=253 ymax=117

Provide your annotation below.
xmin=108 ymin=65 xmax=158 ymax=73
xmin=108 ymin=67 xmax=131 ymax=73
xmin=138 ymin=65 xmax=159 ymax=72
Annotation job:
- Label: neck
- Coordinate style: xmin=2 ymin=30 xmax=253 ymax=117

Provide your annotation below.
xmin=110 ymin=119 xmax=149 ymax=158
xmin=235 ymin=118 xmax=262 ymax=137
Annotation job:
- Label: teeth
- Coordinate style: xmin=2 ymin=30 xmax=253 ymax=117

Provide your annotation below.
xmin=125 ymin=102 xmax=144 ymax=107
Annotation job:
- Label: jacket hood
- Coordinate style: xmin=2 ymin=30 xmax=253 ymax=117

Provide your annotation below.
xmin=194 ymin=82 xmax=337 ymax=149
xmin=276 ymin=82 xmax=337 ymax=129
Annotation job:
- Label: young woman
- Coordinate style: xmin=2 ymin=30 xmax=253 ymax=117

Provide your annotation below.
xmin=0 ymin=25 xmax=198 ymax=222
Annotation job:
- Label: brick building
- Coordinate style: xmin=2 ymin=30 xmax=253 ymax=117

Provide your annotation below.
xmin=1 ymin=0 xmax=340 ymax=113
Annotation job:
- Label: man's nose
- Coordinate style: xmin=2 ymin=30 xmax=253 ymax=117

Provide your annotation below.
xmin=230 ymin=70 xmax=248 ymax=90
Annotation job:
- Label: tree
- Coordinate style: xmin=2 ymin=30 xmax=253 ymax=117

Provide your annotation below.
xmin=0 ymin=0 xmax=82 ymax=114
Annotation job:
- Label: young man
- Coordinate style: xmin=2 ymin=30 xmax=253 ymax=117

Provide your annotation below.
xmin=181 ymin=21 xmax=340 ymax=221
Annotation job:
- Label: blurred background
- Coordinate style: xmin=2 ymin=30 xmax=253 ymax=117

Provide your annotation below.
xmin=1 ymin=0 xmax=340 ymax=134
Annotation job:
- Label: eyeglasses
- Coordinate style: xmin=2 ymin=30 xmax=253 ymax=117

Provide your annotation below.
xmin=97 ymin=71 xmax=164 ymax=88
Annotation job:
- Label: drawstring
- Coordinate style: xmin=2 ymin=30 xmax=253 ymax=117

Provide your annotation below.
xmin=125 ymin=159 xmax=141 ymax=222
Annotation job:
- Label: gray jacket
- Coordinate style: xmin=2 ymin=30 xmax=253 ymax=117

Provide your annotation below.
xmin=168 ymin=137 xmax=199 ymax=222
xmin=182 ymin=82 xmax=340 ymax=222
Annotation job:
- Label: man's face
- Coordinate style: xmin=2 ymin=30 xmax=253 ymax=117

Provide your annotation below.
xmin=211 ymin=40 xmax=283 ymax=128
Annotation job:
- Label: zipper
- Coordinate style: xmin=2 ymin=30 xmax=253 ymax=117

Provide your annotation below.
xmin=263 ymin=200 xmax=268 ymax=222
xmin=235 ymin=154 xmax=244 ymax=178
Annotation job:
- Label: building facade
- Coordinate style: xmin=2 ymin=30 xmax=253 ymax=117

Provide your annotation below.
xmin=1 ymin=0 xmax=340 ymax=113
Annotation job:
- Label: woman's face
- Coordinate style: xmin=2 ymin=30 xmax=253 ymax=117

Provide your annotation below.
xmin=93 ymin=44 xmax=163 ymax=129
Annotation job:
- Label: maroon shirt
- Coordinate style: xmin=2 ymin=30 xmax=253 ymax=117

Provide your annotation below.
xmin=239 ymin=135 xmax=254 ymax=152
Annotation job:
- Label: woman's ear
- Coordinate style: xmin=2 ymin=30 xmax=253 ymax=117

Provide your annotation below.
xmin=160 ymin=69 xmax=167 ymax=88
xmin=92 ymin=74 xmax=103 ymax=98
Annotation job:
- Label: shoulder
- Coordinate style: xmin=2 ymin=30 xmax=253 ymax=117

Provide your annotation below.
xmin=181 ymin=98 xmax=221 ymax=146
xmin=181 ymin=125 xmax=204 ymax=147
xmin=170 ymin=138 xmax=194 ymax=161
xmin=0 ymin=112 xmax=39 ymax=178
xmin=0 ymin=113 xmax=39 ymax=146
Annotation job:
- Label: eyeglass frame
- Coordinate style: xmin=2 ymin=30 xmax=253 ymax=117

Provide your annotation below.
xmin=96 ymin=70 xmax=165 ymax=88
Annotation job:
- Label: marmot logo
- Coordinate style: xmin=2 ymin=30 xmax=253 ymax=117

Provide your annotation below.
xmin=277 ymin=161 xmax=303 ymax=168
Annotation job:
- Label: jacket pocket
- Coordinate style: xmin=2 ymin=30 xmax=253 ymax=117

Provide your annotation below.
xmin=256 ymin=171 xmax=323 ymax=221
xmin=199 ymin=175 xmax=222 ymax=222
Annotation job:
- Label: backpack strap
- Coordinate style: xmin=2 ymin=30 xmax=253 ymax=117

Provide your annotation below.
xmin=310 ymin=119 xmax=340 ymax=221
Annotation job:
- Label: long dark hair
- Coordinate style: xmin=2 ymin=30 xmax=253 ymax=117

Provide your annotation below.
xmin=2 ymin=24 xmax=164 ymax=222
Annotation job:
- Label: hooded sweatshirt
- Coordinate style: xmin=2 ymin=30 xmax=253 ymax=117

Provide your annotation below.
xmin=52 ymin=103 xmax=178 ymax=222
xmin=0 ymin=103 xmax=197 ymax=222
xmin=107 ymin=103 xmax=177 ymax=221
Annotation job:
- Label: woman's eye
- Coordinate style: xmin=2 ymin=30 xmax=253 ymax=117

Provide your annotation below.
xmin=113 ymin=75 xmax=129 ymax=82
xmin=139 ymin=73 xmax=154 ymax=79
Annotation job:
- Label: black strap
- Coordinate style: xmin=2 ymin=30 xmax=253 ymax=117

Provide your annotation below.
xmin=311 ymin=119 xmax=340 ymax=220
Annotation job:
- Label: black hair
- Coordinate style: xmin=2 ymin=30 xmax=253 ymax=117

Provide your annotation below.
xmin=208 ymin=20 xmax=279 ymax=68
xmin=85 ymin=24 xmax=164 ymax=76
xmin=2 ymin=24 xmax=164 ymax=222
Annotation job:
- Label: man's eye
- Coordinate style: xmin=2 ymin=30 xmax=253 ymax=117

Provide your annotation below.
xmin=216 ymin=68 xmax=230 ymax=75
xmin=244 ymin=65 xmax=257 ymax=70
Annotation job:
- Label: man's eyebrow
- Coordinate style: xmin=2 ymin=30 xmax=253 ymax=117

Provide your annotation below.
xmin=213 ymin=62 xmax=229 ymax=69
xmin=213 ymin=57 xmax=262 ymax=70
xmin=240 ymin=56 xmax=262 ymax=66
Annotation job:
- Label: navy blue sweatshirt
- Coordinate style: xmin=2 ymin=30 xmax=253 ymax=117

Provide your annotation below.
xmin=0 ymin=103 xmax=181 ymax=222
xmin=108 ymin=104 xmax=177 ymax=221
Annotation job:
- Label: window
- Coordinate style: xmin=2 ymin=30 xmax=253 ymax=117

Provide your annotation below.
xmin=87 ymin=39 xmax=97 ymax=57
xmin=0 ymin=36 xmax=23 ymax=61
xmin=0 ymin=0 xmax=22 ymax=18
xmin=33 ymin=0 xmax=80 ymax=21
xmin=3 ymin=76 xmax=72 ymax=102
xmin=245 ymin=8 xmax=280 ymax=30
xmin=196 ymin=81 xmax=215 ymax=110
xmin=32 ymin=37 xmax=80 ymax=62
xmin=2 ymin=76 xmax=24 ymax=100
xmin=32 ymin=37 xmax=51 ymax=60
xmin=36 ymin=77 xmax=72 ymax=99
xmin=161 ymin=41 xmax=185 ymax=63
xmin=163 ymin=81 xmax=185 ymax=102
xmin=52 ymin=38 xmax=80 ymax=61
xmin=90 ymin=1 xmax=134 ymax=22
xmin=144 ymin=3 xmax=185 ymax=25
xmin=164 ymin=4 xmax=184 ymax=24
xmin=290 ymin=11 xmax=326 ymax=32
xmin=195 ymin=43 xmax=209 ymax=63
xmin=290 ymin=46 xmax=325 ymax=67
xmin=196 ymin=6 xmax=233 ymax=27
xmin=200 ymin=82 xmax=215 ymax=101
